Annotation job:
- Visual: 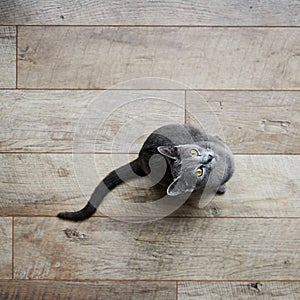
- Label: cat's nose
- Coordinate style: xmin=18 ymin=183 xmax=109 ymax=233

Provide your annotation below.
xmin=207 ymin=154 xmax=214 ymax=163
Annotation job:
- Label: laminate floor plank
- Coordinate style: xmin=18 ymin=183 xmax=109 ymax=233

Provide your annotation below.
xmin=186 ymin=91 xmax=300 ymax=154
xmin=1 ymin=90 xmax=299 ymax=154
xmin=0 ymin=217 xmax=12 ymax=279
xmin=0 ymin=26 xmax=16 ymax=88
xmin=18 ymin=27 xmax=300 ymax=89
xmin=14 ymin=217 xmax=300 ymax=280
xmin=1 ymin=154 xmax=299 ymax=218
xmin=1 ymin=0 xmax=300 ymax=26
xmin=0 ymin=280 xmax=176 ymax=300
xmin=178 ymin=281 xmax=300 ymax=300
xmin=0 ymin=90 xmax=184 ymax=153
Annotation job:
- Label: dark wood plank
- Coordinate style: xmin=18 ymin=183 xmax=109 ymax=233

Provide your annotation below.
xmin=0 ymin=280 xmax=176 ymax=300
xmin=18 ymin=27 xmax=300 ymax=89
xmin=1 ymin=154 xmax=299 ymax=218
xmin=0 ymin=26 xmax=16 ymax=88
xmin=14 ymin=217 xmax=300 ymax=280
xmin=186 ymin=91 xmax=300 ymax=154
xmin=0 ymin=218 xmax=12 ymax=279
xmin=0 ymin=90 xmax=184 ymax=152
xmin=1 ymin=0 xmax=300 ymax=26
xmin=178 ymin=281 xmax=300 ymax=299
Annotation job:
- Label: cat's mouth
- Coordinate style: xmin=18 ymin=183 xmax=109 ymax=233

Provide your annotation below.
xmin=201 ymin=155 xmax=217 ymax=170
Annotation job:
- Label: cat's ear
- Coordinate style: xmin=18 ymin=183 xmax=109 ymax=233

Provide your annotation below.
xmin=157 ymin=146 xmax=177 ymax=160
xmin=167 ymin=176 xmax=183 ymax=196
xmin=167 ymin=176 xmax=194 ymax=196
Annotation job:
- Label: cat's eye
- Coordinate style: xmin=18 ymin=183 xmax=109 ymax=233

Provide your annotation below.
xmin=190 ymin=149 xmax=198 ymax=156
xmin=196 ymin=167 xmax=203 ymax=177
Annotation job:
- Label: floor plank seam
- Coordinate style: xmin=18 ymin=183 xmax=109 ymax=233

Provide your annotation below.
xmin=12 ymin=216 xmax=14 ymax=280
xmin=0 ymin=152 xmax=140 ymax=155
xmin=4 ymin=88 xmax=300 ymax=91
xmin=1 ymin=152 xmax=299 ymax=155
xmin=16 ymin=25 xmax=18 ymax=89
xmin=7 ymin=216 xmax=300 ymax=219
xmin=5 ymin=24 xmax=300 ymax=28
xmin=184 ymin=90 xmax=187 ymax=124
xmin=3 ymin=279 xmax=300 ymax=282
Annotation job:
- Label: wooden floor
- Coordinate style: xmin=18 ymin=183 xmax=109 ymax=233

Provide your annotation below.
xmin=1 ymin=1 xmax=300 ymax=299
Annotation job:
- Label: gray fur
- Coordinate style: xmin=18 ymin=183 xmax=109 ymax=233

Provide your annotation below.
xmin=139 ymin=124 xmax=234 ymax=196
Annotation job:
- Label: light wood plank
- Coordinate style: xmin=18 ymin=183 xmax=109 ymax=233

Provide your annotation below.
xmin=186 ymin=91 xmax=300 ymax=154
xmin=0 ymin=90 xmax=184 ymax=152
xmin=178 ymin=281 xmax=300 ymax=300
xmin=0 ymin=218 xmax=12 ymax=279
xmin=1 ymin=154 xmax=299 ymax=217
xmin=1 ymin=0 xmax=299 ymax=26
xmin=0 ymin=280 xmax=175 ymax=300
xmin=1 ymin=90 xmax=298 ymax=154
xmin=0 ymin=27 xmax=15 ymax=88
xmin=18 ymin=27 xmax=300 ymax=89
xmin=14 ymin=217 xmax=300 ymax=280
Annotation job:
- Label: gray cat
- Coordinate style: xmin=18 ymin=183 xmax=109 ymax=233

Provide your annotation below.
xmin=57 ymin=124 xmax=234 ymax=221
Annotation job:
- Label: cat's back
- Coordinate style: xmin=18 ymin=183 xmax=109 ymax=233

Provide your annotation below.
xmin=143 ymin=124 xmax=202 ymax=149
xmin=139 ymin=124 xmax=207 ymax=158
xmin=138 ymin=124 xmax=197 ymax=175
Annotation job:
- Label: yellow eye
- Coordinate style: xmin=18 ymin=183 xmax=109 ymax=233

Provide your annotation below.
xmin=196 ymin=168 xmax=203 ymax=177
xmin=190 ymin=149 xmax=198 ymax=156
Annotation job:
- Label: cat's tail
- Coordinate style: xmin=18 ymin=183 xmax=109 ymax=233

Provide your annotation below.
xmin=57 ymin=159 xmax=146 ymax=222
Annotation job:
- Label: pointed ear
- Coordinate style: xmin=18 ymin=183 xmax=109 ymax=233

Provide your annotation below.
xmin=167 ymin=175 xmax=196 ymax=196
xmin=157 ymin=146 xmax=177 ymax=160
xmin=167 ymin=176 xmax=183 ymax=196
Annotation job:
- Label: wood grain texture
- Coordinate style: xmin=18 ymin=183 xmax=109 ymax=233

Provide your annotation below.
xmin=0 ymin=90 xmax=184 ymax=153
xmin=14 ymin=217 xmax=300 ymax=280
xmin=18 ymin=27 xmax=300 ymax=89
xmin=0 ymin=218 xmax=12 ymax=279
xmin=1 ymin=90 xmax=299 ymax=154
xmin=178 ymin=281 xmax=300 ymax=300
xmin=186 ymin=91 xmax=300 ymax=154
xmin=1 ymin=0 xmax=300 ymax=26
xmin=0 ymin=280 xmax=176 ymax=300
xmin=1 ymin=154 xmax=299 ymax=217
xmin=0 ymin=27 xmax=16 ymax=88
xmin=3 ymin=0 xmax=300 ymax=296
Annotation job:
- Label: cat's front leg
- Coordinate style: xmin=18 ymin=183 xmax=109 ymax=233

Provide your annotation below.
xmin=217 ymin=183 xmax=227 ymax=194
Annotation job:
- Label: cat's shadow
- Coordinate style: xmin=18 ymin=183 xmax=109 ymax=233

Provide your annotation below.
xmin=104 ymin=177 xmax=214 ymax=217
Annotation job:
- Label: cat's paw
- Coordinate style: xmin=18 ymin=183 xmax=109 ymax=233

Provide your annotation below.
xmin=217 ymin=183 xmax=227 ymax=194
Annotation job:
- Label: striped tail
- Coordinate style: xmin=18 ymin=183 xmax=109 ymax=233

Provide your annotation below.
xmin=57 ymin=159 xmax=146 ymax=222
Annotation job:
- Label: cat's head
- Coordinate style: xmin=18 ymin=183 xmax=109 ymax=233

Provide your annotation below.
xmin=158 ymin=144 xmax=217 ymax=196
